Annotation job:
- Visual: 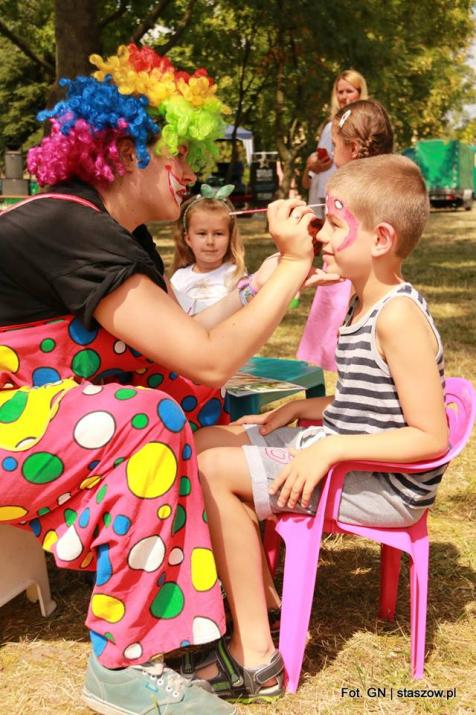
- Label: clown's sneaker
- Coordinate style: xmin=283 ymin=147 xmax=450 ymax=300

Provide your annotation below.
xmin=83 ymin=653 xmax=237 ymax=715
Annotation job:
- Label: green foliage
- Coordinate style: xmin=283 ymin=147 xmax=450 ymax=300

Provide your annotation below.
xmin=0 ymin=0 xmax=474 ymax=183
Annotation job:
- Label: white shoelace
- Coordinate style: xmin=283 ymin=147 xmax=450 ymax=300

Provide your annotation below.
xmin=132 ymin=661 xmax=186 ymax=697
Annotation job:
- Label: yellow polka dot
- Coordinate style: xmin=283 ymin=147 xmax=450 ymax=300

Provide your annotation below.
xmin=157 ymin=505 xmax=172 ymax=519
xmin=0 ymin=505 xmax=28 ymax=521
xmin=80 ymin=475 xmax=102 ymax=490
xmin=126 ymin=442 xmax=177 ymax=499
xmin=91 ymin=594 xmax=125 ymax=623
xmin=43 ymin=530 xmax=58 ymax=552
xmin=135 ymin=368 xmax=147 ymax=374
xmin=191 ymin=548 xmax=217 ymax=592
xmin=0 ymin=345 xmax=19 ymax=373
xmin=81 ymin=551 xmax=95 ymax=569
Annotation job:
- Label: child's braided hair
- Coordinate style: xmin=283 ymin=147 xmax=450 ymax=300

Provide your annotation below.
xmin=334 ymin=99 xmax=393 ymax=159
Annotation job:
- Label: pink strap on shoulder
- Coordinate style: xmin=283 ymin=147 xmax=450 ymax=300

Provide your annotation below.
xmin=1 ymin=193 xmax=100 ymax=215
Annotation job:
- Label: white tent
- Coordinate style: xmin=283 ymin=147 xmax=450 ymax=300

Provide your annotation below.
xmin=222 ymin=125 xmax=254 ymax=165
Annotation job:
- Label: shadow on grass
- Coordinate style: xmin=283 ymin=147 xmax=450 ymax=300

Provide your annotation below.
xmin=272 ymin=537 xmax=476 ymax=678
xmin=1 ymin=537 xmax=474 ymax=684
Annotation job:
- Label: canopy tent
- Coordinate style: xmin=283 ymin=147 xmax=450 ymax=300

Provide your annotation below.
xmin=222 ymin=125 xmax=254 ymax=165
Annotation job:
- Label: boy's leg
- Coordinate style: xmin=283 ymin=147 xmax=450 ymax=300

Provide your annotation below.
xmin=197 ymin=445 xmax=276 ymax=676
xmin=195 ymin=425 xmax=281 ymax=611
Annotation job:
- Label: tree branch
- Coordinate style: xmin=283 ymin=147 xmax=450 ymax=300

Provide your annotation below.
xmin=99 ymin=0 xmax=129 ymax=30
xmin=0 ymin=17 xmax=54 ymax=74
xmin=129 ymin=0 xmax=173 ymax=45
xmin=158 ymin=0 xmax=198 ymax=54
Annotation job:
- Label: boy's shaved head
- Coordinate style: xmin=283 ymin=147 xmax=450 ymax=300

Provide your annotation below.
xmin=327 ymin=154 xmax=429 ymax=257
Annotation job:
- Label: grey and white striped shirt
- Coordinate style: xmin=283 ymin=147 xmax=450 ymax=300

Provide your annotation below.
xmin=322 ymin=282 xmax=446 ymax=508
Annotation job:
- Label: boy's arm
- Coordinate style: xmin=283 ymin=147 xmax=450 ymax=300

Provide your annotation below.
xmin=271 ymin=297 xmax=449 ymax=510
xmin=233 ymin=395 xmax=334 ymax=433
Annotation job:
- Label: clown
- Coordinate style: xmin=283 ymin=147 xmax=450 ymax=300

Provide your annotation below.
xmin=0 ymin=44 xmax=329 ymax=714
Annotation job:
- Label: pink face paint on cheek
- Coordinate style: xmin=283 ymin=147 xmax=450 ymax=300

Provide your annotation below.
xmin=326 ymin=194 xmax=360 ymax=252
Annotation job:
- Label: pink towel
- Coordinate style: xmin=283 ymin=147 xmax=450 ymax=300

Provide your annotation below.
xmin=297 ymin=280 xmax=352 ymax=371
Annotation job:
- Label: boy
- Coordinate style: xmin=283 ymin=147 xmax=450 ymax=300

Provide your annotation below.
xmin=190 ymin=155 xmax=449 ymax=702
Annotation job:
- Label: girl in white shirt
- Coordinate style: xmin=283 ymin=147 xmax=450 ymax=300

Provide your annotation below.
xmin=171 ymin=187 xmax=246 ymax=315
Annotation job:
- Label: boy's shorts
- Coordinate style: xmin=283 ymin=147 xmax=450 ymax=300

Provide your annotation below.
xmin=242 ymin=424 xmax=426 ymax=528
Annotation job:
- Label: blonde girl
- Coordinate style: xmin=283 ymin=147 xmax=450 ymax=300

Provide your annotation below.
xmin=302 ymin=69 xmax=369 ymax=218
xmin=171 ymin=191 xmax=246 ymax=315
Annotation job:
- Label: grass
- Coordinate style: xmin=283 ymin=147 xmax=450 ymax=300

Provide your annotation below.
xmin=1 ymin=208 xmax=475 ymax=714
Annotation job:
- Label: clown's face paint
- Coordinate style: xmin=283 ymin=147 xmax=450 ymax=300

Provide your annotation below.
xmin=165 ymin=162 xmax=189 ymax=207
xmin=133 ymin=147 xmax=196 ymax=223
xmin=325 ymin=194 xmax=360 ymax=252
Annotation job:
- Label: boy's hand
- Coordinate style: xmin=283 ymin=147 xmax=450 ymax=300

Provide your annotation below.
xmin=233 ymin=400 xmax=303 ymax=434
xmin=269 ymin=439 xmax=336 ymax=509
xmin=267 ymin=199 xmax=315 ymax=263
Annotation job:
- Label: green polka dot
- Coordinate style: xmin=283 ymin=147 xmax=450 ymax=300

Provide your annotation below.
xmin=150 ymin=582 xmax=184 ymax=619
xmin=202 ymin=510 xmax=208 ymax=523
xmin=0 ymin=391 xmax=28 ymax=424
xmin=93 ymin=525 xmax=100 ymax=539
xmin=113 ymin=457 xmax=125 ymax=468
xmin=147 ymin=374 xmax=164 ymax=388
xmin=189 ymin=422 xmax=198 ymax=432
xmin=71 ymin=349 xmax=101 ymax=378
xmin=104 ymin=631 xmax=115 ymax=642
xmin=131 ymin=413 xmax=149 ymax=429
xmin=96 ymin=484 xmax=108 ymax=504
xmin=37 ymin=507 xmax=50 ymax=516
xmin=172 ymin=505 xmax=187 ymax=534
xmin=22 ymin=452 xmax=64 ymax=484
xmin=64 ymin=508 xmax=77 ymax=526
xmin=179 ymin=477 xmax=191 ymax=497
xmin=115 ymin=388 xmax=137 ymax=400
xmin=103 ymin=512 xmax=112 ymax=527
xmin=40 ymin=338 xmax=56 ymax=353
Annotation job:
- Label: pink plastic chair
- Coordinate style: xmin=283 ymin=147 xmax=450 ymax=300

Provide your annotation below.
xmin=264 ymin=377 xmax=476 ymax=692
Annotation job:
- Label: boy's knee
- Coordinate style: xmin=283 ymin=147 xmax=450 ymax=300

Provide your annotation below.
xmin=197 ymin=447 xmax=228 ymax=484
xmin=194 ymin=426 xmax=218 ymax=453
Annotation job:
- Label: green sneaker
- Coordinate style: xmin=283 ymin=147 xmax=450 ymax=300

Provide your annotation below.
xmin=83 ymin=653 xmax=237 ymax=714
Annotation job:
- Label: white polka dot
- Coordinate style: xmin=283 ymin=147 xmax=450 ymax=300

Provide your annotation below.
xmin=168 ymin=547 xmax=184 ymax=566
xmin=220 ymin=386 xmax=227 ymax=398
xmin=57 ymin=492 xmax=71 ymax=506
xmin=114 ymin=341 xmax=127 ymax=354
xmin=82 ymin=384 xmax=103 ymax=395
xmin=73 ymin=411 xmax=116 ymax=449
xmin=124 ymin=643 xmax=143 ymax=660
xmin=56 ymin=526 xmax=83 ymax=562
xmin=192 ymin=617 xmax=221 ymax=645
xmin=128 ymin=536 xmax=165 ymax=572
xmin=16 ymin=438 xmax=37 ymax=450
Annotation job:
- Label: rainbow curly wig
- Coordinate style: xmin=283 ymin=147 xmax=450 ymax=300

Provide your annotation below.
xmin=27 ymin=44 xmax=228 ymax=186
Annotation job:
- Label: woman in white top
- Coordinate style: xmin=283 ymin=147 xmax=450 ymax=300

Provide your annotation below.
xmin=171 ymin=186 xmax=246 ymax=314
xmin=302 ymin=69 xmax=368 ymax=219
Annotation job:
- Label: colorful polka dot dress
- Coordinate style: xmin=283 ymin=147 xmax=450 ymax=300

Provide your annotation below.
xmin=0 ymin=315 xmax=229 ymax=667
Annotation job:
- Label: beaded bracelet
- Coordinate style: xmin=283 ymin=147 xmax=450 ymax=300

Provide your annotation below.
xmin=237 ymin=275 xmax=258 ymax=305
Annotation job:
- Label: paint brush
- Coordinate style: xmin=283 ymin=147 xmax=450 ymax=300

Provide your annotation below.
xmin=229 ymin=202 xmax=325 ymax=216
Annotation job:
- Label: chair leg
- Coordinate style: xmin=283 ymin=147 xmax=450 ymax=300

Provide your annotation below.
xmin=276 ymin=516 xmax=325 ymax=693
xmin=378 ymin=544 xmax=402 ymax=621
xmin=409 ymin=538 xmax=429 ymax=679
xmin=263 ymin=519 xmax=281 ymax=575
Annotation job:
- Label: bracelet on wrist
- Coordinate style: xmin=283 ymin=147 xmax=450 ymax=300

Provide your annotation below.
xmin=237 ymin=274 xmax=258 ymax=306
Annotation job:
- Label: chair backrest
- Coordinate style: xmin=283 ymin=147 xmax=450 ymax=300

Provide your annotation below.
xmin=443 ymin=377 xmax=476 ymax=461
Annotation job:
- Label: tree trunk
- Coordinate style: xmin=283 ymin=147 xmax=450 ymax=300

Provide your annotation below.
xmin=47 ymin=0 xmax=101 ymax=107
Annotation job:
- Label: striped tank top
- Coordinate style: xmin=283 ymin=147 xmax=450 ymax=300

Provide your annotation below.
xmin=322 ymin=282 xmax=446 ymax=508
